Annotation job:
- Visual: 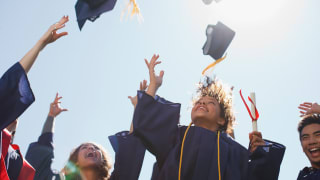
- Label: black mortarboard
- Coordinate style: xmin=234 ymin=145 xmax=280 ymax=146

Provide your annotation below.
xmin=202 ymin=22 xmax=235 ymax=60
xmin=75 ymin=0 xmax=117 ymax=30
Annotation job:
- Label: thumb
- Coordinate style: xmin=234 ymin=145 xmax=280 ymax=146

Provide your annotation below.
xmin=159 ymin=70 xmax=164 ymax=78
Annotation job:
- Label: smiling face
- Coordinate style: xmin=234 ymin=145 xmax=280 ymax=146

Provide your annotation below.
xmin=301 ymin=123 xmax=320 ymax=169
xmin=191 ymin=96 xmax=225 ymax=132
xmin=76 ymin=143 xmax=103 ymax=168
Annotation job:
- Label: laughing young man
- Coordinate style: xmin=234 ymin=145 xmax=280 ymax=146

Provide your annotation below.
xmin=297 ymin=114 xmax=320 ymax=179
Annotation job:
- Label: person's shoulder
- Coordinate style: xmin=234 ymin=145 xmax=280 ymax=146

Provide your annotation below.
xmin=220 ymin=132 xmax=247 ymax=152
xmin=298 ymin=167 xmax=320 ymax=179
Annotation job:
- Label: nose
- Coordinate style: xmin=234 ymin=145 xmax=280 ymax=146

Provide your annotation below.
xmin=87 ymin=145 xmax=95 ymax=151
xmin=308 ymin=135 xmax=318 ymax=145
xmin=198 ymin=100 xmax=206 ymax=105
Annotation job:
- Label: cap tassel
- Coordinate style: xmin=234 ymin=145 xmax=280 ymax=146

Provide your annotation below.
xmin=202 ymin=55 xmax=227 ymax=75
xmin=121 ymin=0 xmax=144 ymax=23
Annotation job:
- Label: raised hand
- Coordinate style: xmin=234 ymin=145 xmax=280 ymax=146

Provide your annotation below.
xmin=249 ymin=131 xmax=266 ymax=153
xmin=39 ymin=16 xmax=69 ymax=47
xmin=298 ymin=102 xmax=320 ymax=116
xmin=144 ymin=54 xmax=164 ymax=97
xmin=128 ymin=80 xmax=148 ymax=108
xmin=19 ymin=16 xmax=69 ymax=73
xmin=48 ymin=93 xmax=68 ymax=117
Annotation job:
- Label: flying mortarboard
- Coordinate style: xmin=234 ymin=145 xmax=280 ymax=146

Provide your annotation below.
xmin=202 ymin=22 xmax=235 ymax=75
xmin=75 ymin=0 xmax=118 ymax=30
xmin=203 ymin=22 xmax=235 ymax=60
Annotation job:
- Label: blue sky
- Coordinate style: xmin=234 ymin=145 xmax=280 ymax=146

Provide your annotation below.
xmin=1 ymin=0 xmax=320 ymax=179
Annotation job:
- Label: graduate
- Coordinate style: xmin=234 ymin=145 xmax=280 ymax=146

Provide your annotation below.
xmin=26 ymin=92 xmax=146 ymax=180
xmin=296 ymin=113 xmax=320 ymax=179
xmin=132 ymin=54 xmax=286 ymax=180
xmin=0 ymin=16 xmax=69 ymax=180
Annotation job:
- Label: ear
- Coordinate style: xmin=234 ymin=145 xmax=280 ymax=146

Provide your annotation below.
xmin=217 ymin=117 xmax=226 ymax=127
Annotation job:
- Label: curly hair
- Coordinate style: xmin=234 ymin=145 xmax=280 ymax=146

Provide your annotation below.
xmin=193 ymin=76 xmax=235 ymax=134
xmin=64 ymin=142 xmax=112 ymax=180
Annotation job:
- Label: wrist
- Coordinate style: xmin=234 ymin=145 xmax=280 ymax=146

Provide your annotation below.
xmin=48 ymin=113 xmax=55 ymax=118
xmin=37 ymin=39 xmax=47 ymax=50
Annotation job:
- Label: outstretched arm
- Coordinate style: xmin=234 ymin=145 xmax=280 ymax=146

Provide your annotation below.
xmin=19 ymin=16 xmax=69 ymax=73
xmin=25 ymin=93 xmax=67 ymax=180
xmin=128 ymin=80 xmax=148 ymax=133
xmin=42 ymin=93 xmax=68 ymax=135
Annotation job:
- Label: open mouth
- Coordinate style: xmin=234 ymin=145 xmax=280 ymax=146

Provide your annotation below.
xmin=197 ymin=106 xmax=207 ymax=112
xmin=86 ymin=152 xmax=96 ymax=159
xmin=309 ymin=147 xmax=320 ymax=158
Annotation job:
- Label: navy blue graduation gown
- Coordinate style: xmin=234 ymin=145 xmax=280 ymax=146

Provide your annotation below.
xmin=133 ymin=91 xmax=285 ymax=180
xmin=109 ymin=131 xmax=146 ymax=180
xmin=297 ymin=167 xmax=320 ymax=180
xmin=0 ymin=62 xmax=35 ymax=131
xmin=25 ymin=132 xmax=61 ymax=180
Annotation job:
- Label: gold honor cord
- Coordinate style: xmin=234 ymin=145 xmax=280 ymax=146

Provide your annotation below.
xmin=178 ymin=124 xmax=222 ymax=180
xmin=178 ymin=122 xmax=193 ymax=180
xmin=217 ymin=131 xmax=221 ymax=180
xmin=202 ymin=55 xmax=227 ymax=75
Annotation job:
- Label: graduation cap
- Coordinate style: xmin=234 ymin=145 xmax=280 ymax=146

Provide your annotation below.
xmin=202 ymin=22 xmax=235 ymax=60
xmin=75 ymin=0 xmax=118 ymax=30
xmin=202 ymin=0 xmax=222 ymax=5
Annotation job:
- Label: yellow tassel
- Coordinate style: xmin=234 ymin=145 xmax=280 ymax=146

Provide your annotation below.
xmin=202 ymin=55 xmax=227 ymax=75
xmin=121 ymin=0 xmax=143 ymax=22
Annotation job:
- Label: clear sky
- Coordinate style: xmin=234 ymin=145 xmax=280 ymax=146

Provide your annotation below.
xmin=1 ymin=0 xmax=319 ymax=179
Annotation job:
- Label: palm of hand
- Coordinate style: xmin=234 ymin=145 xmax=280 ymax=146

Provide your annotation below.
xmin=50 ymin=104 xmax=63 ymax=117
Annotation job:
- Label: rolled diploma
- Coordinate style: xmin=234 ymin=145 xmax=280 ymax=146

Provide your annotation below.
xmin=250 ymin=92 xmax=258 ymax=131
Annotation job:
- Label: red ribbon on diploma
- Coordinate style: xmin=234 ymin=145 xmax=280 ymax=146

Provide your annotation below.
xmin=239 ymin=89 xmax=259 ymax=121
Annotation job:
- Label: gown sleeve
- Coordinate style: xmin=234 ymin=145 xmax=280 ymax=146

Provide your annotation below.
xmin=132 ymin=91 xmax=181 ymax=167
xmin=109 ymin=131 xmax=146 ymax=180
xmin=25 ymin=132 xmax=61 ymax=180
xmin=248 ymin=139 xmax=286 ymax=180
xmin=0 ymin=62 xmax=35 ymax=131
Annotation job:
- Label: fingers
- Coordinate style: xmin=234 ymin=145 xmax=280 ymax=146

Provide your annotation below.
xmin=57 ymin=15 xmax=69 ymax=27
xmin=302 ymin=102 xmax=312 ymax=106
xmin=300 ymin=111 xmax=306 ymax=116
xmin=139 ymin=80 xmax=148 ymax=90
xmin=144 ymin=59 xmax=149 ymax=67
xmin=250 ymin=141 xmax=266 ymax=152
xmin=249 ymin=131 xmax=264 ymax=150
xmin=159 ymin=70 xmax=164 ymax=78
xmin=298 ymin=106 xmax=309 ymax=111
xmin=55 ymin=32 xmax=68 ymax=39
xmin=150 ymin=54 xmax=159 ymax=64
xmin=62 ymin=108 xmax=68 ymax=112
xmin=145 ymin=54 xmax=161 ymax=69
xmin=299 ymin=104 xmax=311 ymax=109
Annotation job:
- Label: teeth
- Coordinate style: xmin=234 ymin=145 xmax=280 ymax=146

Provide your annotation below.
xmin=310 ymin=148 xmax=320 ymax=152
xmin=199 ymin=107 xmax=206 ymax=111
